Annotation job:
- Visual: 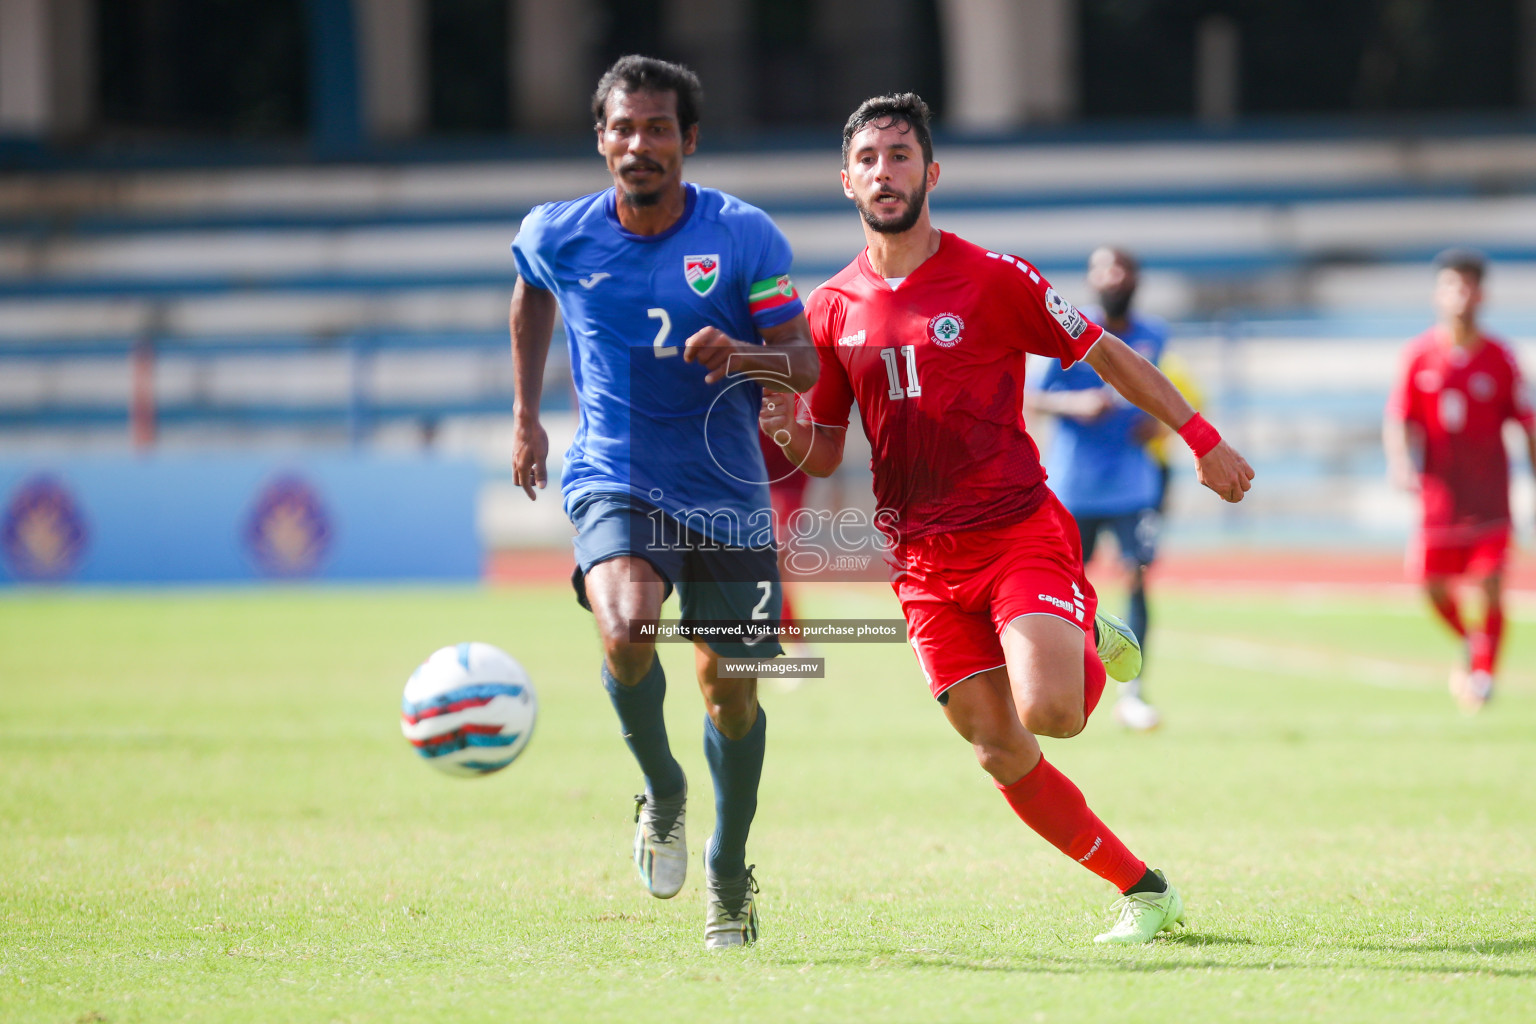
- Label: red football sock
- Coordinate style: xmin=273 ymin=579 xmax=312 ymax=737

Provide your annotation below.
xmin=1428 ymin=591 xmax=1467 ymax=638
xmin=1082 ymin=631 xmax=1106 ymax=718
xmin=996 ymin=757 xmax=1146 ymax=892
xmin=1471 ymin=605 xmax=1504 ymax=673
xmin=779 ymin=586 xmax=797 ymax=629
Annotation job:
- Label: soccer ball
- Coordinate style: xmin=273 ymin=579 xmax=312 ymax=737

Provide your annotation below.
xmin=400 ymin=642 xmax=537 ymax=776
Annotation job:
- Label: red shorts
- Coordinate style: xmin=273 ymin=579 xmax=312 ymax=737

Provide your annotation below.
xmin=894 ymin=491 xmax=1098 ymax=699
xmin=1411 ymin=523 xmax=1510 ymax=580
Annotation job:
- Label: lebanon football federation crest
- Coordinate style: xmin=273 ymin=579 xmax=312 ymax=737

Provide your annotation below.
xmin=684 ymin=254 xmax=720 ymax=296
xmin=928 ymin=312 xmax=965 ymax=348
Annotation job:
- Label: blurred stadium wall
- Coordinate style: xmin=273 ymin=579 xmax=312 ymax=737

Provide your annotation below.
xmin=2 ymin=1 xmax=1536 ymax=581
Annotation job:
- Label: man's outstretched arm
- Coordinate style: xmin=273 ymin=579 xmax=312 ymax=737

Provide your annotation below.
xmin=510 ymin=277 xmax=557 ymax=499
xmin=1085 ymin=332 xmax=1254 ymax=503
xmin=1025 ymin=385 xmax=1115 ymax=422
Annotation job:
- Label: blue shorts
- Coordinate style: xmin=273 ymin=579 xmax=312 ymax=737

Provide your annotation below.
xmin=569 ymin=492 xmax=784 ymax=659
xmin=1075 ymin=507 xmax=1159 ymax=570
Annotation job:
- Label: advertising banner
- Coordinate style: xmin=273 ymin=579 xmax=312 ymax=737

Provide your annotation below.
xmin=0 ymin=455 xmax=480 ymax=584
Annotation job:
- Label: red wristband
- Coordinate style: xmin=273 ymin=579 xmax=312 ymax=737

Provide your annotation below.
xmin=1177 ymin=413 xmax=1221 ymax=459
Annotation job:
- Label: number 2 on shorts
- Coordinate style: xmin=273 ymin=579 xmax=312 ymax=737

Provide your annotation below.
xmin=752 ymin=581 xmax=772 ymax=620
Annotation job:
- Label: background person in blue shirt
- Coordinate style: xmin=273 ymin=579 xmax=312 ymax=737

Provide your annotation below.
xmin=509 ymin=55 xmax=817 ymax=948
xmin=1027 ymin=247 xmax=1167 ymax=732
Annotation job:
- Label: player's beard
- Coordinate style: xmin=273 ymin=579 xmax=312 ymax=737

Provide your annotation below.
xmin=617 ymin=159 xmax=667 ymax=207
xmin=1098 ymin=286 xmax=1135 ymax=320
xmin=856 ymin=182 xmax=927 ymax=235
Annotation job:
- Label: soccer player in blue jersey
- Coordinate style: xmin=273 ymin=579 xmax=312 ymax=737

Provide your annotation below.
xmin=1026 ymin=247 xmax=1167 ymax=731
xmin=508 ymin=55 xmax=817 ymax=948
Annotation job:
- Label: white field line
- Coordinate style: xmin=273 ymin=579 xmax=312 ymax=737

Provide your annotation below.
xmin=1158 ymin=628 xmax=1444 ymax=692
xmin=1161 ymin=579 xmax=1536 ymax=623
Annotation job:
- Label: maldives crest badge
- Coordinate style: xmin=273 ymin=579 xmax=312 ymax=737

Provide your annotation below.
xmin=684 ymin=254 xmax=720 ymax=296
xmin=1 ymin=474 xmax=88 ymax=580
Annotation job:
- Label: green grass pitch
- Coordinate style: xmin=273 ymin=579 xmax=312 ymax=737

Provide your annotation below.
xmin=2 ymin=580 xmax=1534 ymax=1023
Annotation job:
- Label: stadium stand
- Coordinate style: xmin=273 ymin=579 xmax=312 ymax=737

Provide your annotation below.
xmin=3 ymin=130 xmax=1535 ymax=547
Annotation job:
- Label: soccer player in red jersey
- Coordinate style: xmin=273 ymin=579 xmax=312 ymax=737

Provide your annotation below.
xmin=759 ymin=93 xmax=1254 ymax=944
xmin=1384 ymin=249 xmax=1536 ymax=713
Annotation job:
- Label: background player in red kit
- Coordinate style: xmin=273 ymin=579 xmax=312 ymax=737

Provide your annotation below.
xmin=760 ymin=93 xmax=1254 ymax=944
xmin=1384 ymin=249 xmax=1536 ymax=713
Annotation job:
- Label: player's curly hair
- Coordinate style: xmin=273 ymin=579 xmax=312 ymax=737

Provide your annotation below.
xmin=841 ymin=93 xmax=933 ymax=168
xmin=592 ymin=55 xmax=703 ymax=133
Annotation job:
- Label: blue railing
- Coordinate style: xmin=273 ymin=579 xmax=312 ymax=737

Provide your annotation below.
xmin=0 ymin=329 xmax=574 ymax=442
xmin=6 ymin=314 xmax=1536 ymax=439
xmin=9 ymin=242 xmax=1536 ymax=303
xmin=4 ymin=178 xmax=1535 ymax=242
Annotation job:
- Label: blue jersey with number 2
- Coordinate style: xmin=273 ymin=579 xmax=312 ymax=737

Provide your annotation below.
xmin=512 ymin=184 xmax=803 ymax=543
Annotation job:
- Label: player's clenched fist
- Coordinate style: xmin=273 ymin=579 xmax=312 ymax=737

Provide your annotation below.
xmin=1195 ymin=440 xmax=1254 ymax=503
xmin=682 ymin=326 xmax=745 ymax=384
xmin=759 ymin=389 xmax=797 ymax=443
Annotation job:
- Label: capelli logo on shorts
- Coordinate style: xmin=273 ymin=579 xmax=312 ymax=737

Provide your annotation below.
xmin=1039 ymin=591 xmax=1086 ymax=621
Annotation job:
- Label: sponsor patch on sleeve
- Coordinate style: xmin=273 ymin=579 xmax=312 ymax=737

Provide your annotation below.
xmin=1043 ymin=286 xmax=1089 ymax=340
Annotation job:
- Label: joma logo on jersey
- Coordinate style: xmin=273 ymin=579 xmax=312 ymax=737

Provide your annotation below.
xmin=1043 ymin=287 xmax=1088 ymax=340
xmin=684 ymin=254 xmax=720 ymax=296
xmin=928 ymin=313 xmax=964 ymax=348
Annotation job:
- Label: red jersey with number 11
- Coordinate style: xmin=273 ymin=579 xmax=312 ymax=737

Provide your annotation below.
xmin=806 ymin=232 xmax=1103 ymax=543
